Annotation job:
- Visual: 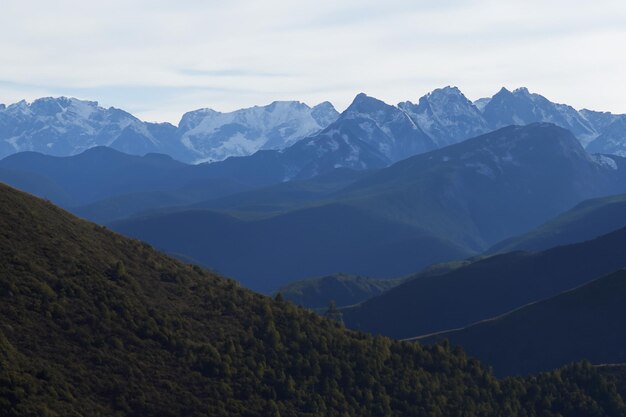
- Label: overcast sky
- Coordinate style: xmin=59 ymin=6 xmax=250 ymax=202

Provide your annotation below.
xmin=1 ymin=0 xmax=625 ymax=123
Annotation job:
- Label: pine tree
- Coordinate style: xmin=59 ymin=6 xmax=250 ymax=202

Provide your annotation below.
xmin=323 ymin=300 xmax=344 ymax=325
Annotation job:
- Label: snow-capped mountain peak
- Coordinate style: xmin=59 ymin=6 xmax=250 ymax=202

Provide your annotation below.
xmin=398 ymin=86 xmax=489 ymax=147
xmin=308 ymin=93 xmax=435 ymax=164
xmin=311 ymin=101 xmax=339 ymax=126
xmin=0 ymin=97 xmax=175 ymax=158
xmin=3 ymin=87 xmax=626 ymax=165
xmin=177 ymin=100 xmax=339 ymax=163
xmin=482 ymin=87 xmax=598 ymax=143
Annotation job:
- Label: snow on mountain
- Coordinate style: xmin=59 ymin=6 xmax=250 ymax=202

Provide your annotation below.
xmin=0 ymin=97 xmax=179 ymax=159
xmin=592 ymin=154 xmax=620 ymax=170
xmin=178 ymin=101 xmax=339 ymax=163
xmin=333 ymin=93 xmax=436 ymax=162
xmin=587 ymin=116 xmax=626 ymax=156
xmin=394 ymin=86 xmax=626 ymax=155
xmin=280 ymin=127 xmax=390 ymax=180
xmin=310 ymin=101 xmax=338 ymax=127
xmin=473 ymin=97 xmax=491 ymax=112
xmin=2 ymin=88 xmax=626 ymax=167
xmin=482 ymin=87 xmax=598 ymax=144
xmin=398 ymin=86 xmax=489 ymax=147
xmin=0 ymin=98 xmax=338 ymax=163
xmin=395 ymin=86 xmax=626 ymax=158
xmin=579 ymin=109 xmax=622 ymax=133
xmin=253 ymin=93 xmax=436 ymax=181
xmin=299 ymin=88 xmax=626 ymax=171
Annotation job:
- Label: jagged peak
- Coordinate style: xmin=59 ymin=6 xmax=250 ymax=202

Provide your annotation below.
xmin=7 ymin=99 xmax=30 ymax=110
xmin=2 ymin=97 xmax=104 ymax=120
xmin=184 ymin=107 xmax=220 ymax=115
xmin=178 ymin=107 xmax=221 ymax=122
xmin=311 ymin=101 xmax=339 ymax=125
xmin=265 ymin=100 xmax=311 ymax=111
xmin=351 ymin=92 xmax=370 ymax=103
xmin=183 ymin=100 xmax=314 ymax=119
xmin=494 ymin=86 xmax=512 ymax=96
xmin=512 ymin=87 xmax=531 ymax=96
xmin=345 ymin=93 xmax=390 ymax=113
xmin=490 ymin=87 xmax=537 ymax=102
xmin=433 ymin=85 xmax=463 ymax=95
xmin=312 ymin=101 xmax=337 ymax=112
xmin=421 ymin=86 xmax=471 ymax=105
xmin=32 ymin=96 xmax=99 ymax=108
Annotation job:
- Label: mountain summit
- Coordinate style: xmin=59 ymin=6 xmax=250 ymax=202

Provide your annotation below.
xmin=481 ymin=87 xmax=598 ymax=143
xmin=2 ymin=87 xmax=626 ymax=165
xmin=0 ymin=97 xmax=184 ymax=160
xmin=177 ymin=100 xmax=339 ymax=163
xmin=399 ymin=86 xmax=489 ymax=146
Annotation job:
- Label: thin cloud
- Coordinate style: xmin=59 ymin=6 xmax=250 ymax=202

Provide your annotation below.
xmin=0 ymin=0 xmax=625 ymax=122
xmin=178 ymin=69 xmax=292 ymax=78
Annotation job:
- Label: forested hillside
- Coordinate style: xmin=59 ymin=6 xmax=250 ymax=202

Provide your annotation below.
xmin=1 ymin=183 xmax=625 ymax=416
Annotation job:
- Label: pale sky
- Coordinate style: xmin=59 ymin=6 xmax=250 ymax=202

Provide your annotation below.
xmin=1 ymin=0 xmax=625 ymax=124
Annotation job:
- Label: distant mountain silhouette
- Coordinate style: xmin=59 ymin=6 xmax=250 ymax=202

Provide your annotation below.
xmin=342 ymin=226 xmax=626 ymax=340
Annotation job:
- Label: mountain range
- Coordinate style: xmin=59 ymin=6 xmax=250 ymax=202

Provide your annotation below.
xmin=3 ymin=86 xmax=626 ymax=167
xmin=109 ymin=123 xmax=626 ymax=292
xmin=0 ymin=97 xmax=339 ymax=163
